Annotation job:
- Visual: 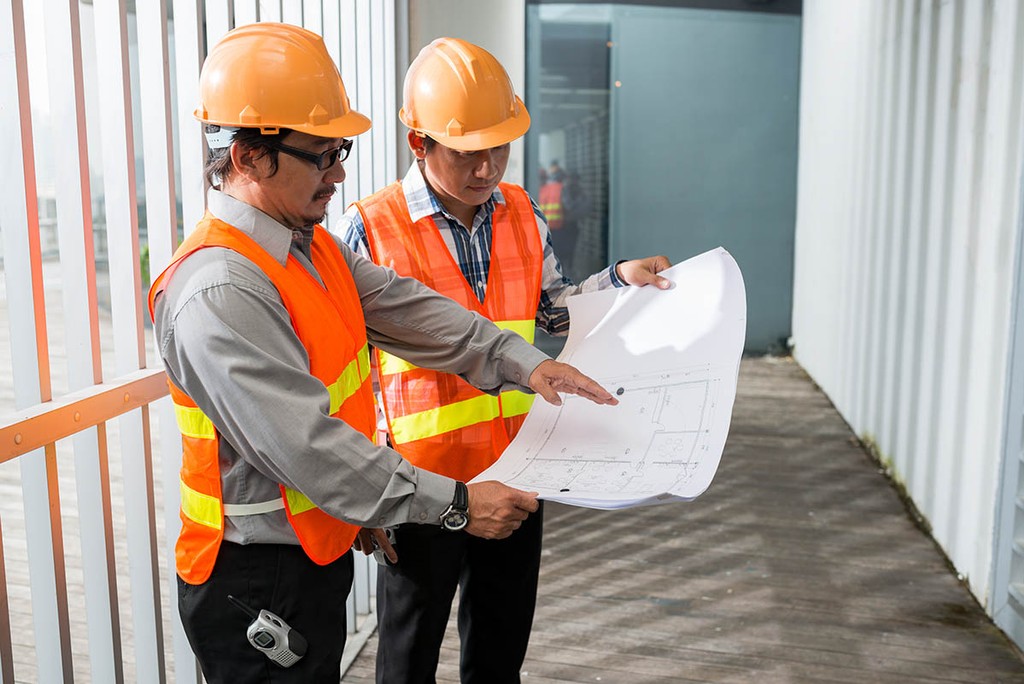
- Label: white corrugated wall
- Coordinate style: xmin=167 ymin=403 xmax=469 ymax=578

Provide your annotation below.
xmin=792 ymin=0 xmax=1024 ymax=610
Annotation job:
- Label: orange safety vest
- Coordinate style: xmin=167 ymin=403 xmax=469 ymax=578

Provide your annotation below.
xmin=538 ymin=181 xmax=564 ymax=229
xmin=148 ymin=215 xmax=376 ymax=584
xmin=355 ymin=182 xmax=543 ymax=482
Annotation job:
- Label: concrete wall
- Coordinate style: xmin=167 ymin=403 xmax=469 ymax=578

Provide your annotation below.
xmin=792 ymin=0 xmax=1024 ymax=610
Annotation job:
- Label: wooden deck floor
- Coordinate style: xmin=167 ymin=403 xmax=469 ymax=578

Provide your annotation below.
xmin=343 ymin=357 xmax=1024 ymax=683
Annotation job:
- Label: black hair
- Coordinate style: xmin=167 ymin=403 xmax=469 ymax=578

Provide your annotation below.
xmin=204 ymin=127 xmax=290 ymax=187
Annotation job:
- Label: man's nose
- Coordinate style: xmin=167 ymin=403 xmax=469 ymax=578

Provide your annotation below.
xmin=475 ymin=152 xmax=496 ymax=177
xmin=326 ymin=160 xmax=346 ymax=184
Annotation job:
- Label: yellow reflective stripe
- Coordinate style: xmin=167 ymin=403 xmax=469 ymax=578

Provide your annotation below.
xmin=327 ymin=344 xmax=371 ymax=414
xmin=285 ymin=488 xmax=317 ymax=515
xmin=379 ymin=350 xmax=417 ymax=376
xmin=180 ymin=480 xmax=222 ymax=530
xmin=378 ymin=320 xmax=534 ymax=378
xmin=500 ymin=390 xmax=535 ymax=417
xmin=173 ymin=403 xmax=215 ymax=440
xmin=494 ymin=319 xmax=535 ymax=344
xmin=391 ymin=394 xmax=501 ymax=443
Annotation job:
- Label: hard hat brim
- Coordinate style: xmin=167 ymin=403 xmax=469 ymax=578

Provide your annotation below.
xmin=194 ymin=107 xmax=372 ymax=140
xmin=295 ymin=108 xmax=372 ymax=139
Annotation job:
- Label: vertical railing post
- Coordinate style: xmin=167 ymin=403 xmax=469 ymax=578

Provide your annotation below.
xmin=94 ymin=0 xmax=166 ymax=679
xmin=172 ymin=0 xmax=207 ymax=237
xmin=0 ymin=1 xmax=74 ymax=681
xmin=46 ymin=0 xmax=125 ymax=679
xmin=0 ymin=519 xmax=15 ymax=683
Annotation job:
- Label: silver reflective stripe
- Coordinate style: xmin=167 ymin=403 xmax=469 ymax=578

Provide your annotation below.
xmin=222 ymin=498 xmax=286 ymax=516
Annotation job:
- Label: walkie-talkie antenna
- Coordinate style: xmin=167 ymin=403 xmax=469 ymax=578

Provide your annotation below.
xmin=228 ymin=594 xmax=260 ymax=620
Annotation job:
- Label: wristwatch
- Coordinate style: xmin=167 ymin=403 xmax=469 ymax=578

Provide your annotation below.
xmin=440 ymin=481 xmax=469 ymax=532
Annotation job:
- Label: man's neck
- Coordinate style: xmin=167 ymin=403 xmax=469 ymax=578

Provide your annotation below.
xmin=220 ymin=182 xmax=299 ymax=230
xmin=449 ymin=206 xmax=478 ymax=230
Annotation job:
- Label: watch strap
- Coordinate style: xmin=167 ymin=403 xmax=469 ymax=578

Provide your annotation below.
xmin=453 ymin=481 xmax=469 ymax=512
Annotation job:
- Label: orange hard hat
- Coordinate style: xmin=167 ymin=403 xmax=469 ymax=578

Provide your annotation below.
xmin=399 ymin=37 xmax=530 ymax=151
xmin=195 ymin=22 xmax=370 ymax=139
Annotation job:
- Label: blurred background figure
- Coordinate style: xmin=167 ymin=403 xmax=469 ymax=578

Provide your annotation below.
xmin=538 ymin=161 xmax=566 ymax=267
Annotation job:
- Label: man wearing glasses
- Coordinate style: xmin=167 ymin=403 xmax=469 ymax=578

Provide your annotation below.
xmin=149 ymin=24 xmax=619 ymax=683
xmin=337 ymin=37 xmax=671 ymax=684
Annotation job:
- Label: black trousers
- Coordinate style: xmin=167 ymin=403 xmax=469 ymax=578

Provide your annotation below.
xmin=178 ymin=541 xmax=353 ymax=683
xmin=375 ymin=504 xmax=544 ymax=684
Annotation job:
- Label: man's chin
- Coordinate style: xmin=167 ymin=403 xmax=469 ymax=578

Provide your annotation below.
xmin=462 ymin=189 xmax=494 ymax=205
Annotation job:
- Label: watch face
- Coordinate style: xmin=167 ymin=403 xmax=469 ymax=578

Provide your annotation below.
xmin=442 ymin=509 xmax=468 ymax=531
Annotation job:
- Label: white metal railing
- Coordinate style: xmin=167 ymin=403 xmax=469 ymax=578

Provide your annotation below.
xmin=0 ymin=0 xmax=399 ymax=680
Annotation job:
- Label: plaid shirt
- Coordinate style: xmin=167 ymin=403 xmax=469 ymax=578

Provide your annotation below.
xmin=335 ymin=162 xmax=622 ymax=336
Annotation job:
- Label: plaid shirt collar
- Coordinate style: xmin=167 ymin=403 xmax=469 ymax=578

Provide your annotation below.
xmin=401 ymin=161 xmax=506 ymax=230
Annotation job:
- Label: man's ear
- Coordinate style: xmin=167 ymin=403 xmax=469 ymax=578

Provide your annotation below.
xmin=230 ymin=143 xmax=265 ymax=181
xmin=408 ymin=131 xmax=427 ymax=159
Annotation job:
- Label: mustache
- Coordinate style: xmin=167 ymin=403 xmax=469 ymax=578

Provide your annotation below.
xmin=313 ymin=187 xmax=335 ymax=201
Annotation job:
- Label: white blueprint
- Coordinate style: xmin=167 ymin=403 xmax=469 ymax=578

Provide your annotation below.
xmin=471 ymin=248 xmax=747 ymax=509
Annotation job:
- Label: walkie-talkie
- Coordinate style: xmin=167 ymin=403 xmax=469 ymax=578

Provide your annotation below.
xmin=228 ymin=594 xmax=308 ymax=668
xmin=372 ymin=527 xmax=397 ymax=566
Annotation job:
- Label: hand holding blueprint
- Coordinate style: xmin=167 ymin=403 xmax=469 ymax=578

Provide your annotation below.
xmin=470 ymin=247 xmax=747 ymax=509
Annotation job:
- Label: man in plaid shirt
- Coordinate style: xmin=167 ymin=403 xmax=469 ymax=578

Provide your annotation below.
xmin=335 ymin=38 xmax=670 ymax=684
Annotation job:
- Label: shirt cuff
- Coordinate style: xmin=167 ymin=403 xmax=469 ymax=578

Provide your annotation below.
xmin=608 ymin=261 xmax=627 ymax=288
xmin=502 ymin=344 xmax=551 ymax=392
xmin=411 ymin=469 xmax=458 ymax=525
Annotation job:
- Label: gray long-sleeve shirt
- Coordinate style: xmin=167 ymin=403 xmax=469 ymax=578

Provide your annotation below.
xmin=153 ymin=189 xmax=549 ymax=545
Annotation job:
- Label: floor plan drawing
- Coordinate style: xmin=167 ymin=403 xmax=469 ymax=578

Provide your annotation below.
xmin=478 ymin=363 xmax=735 ymax=507
xmin=472 ymin=248 xmax=747 ymax=509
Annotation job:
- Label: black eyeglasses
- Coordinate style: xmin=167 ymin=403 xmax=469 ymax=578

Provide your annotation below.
xmin=264 ymin=138 xmax=353 ymax=170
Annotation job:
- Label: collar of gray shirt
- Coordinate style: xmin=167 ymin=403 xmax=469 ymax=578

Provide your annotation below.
xmin=208 ymin=188 xmax=315 ymax=262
